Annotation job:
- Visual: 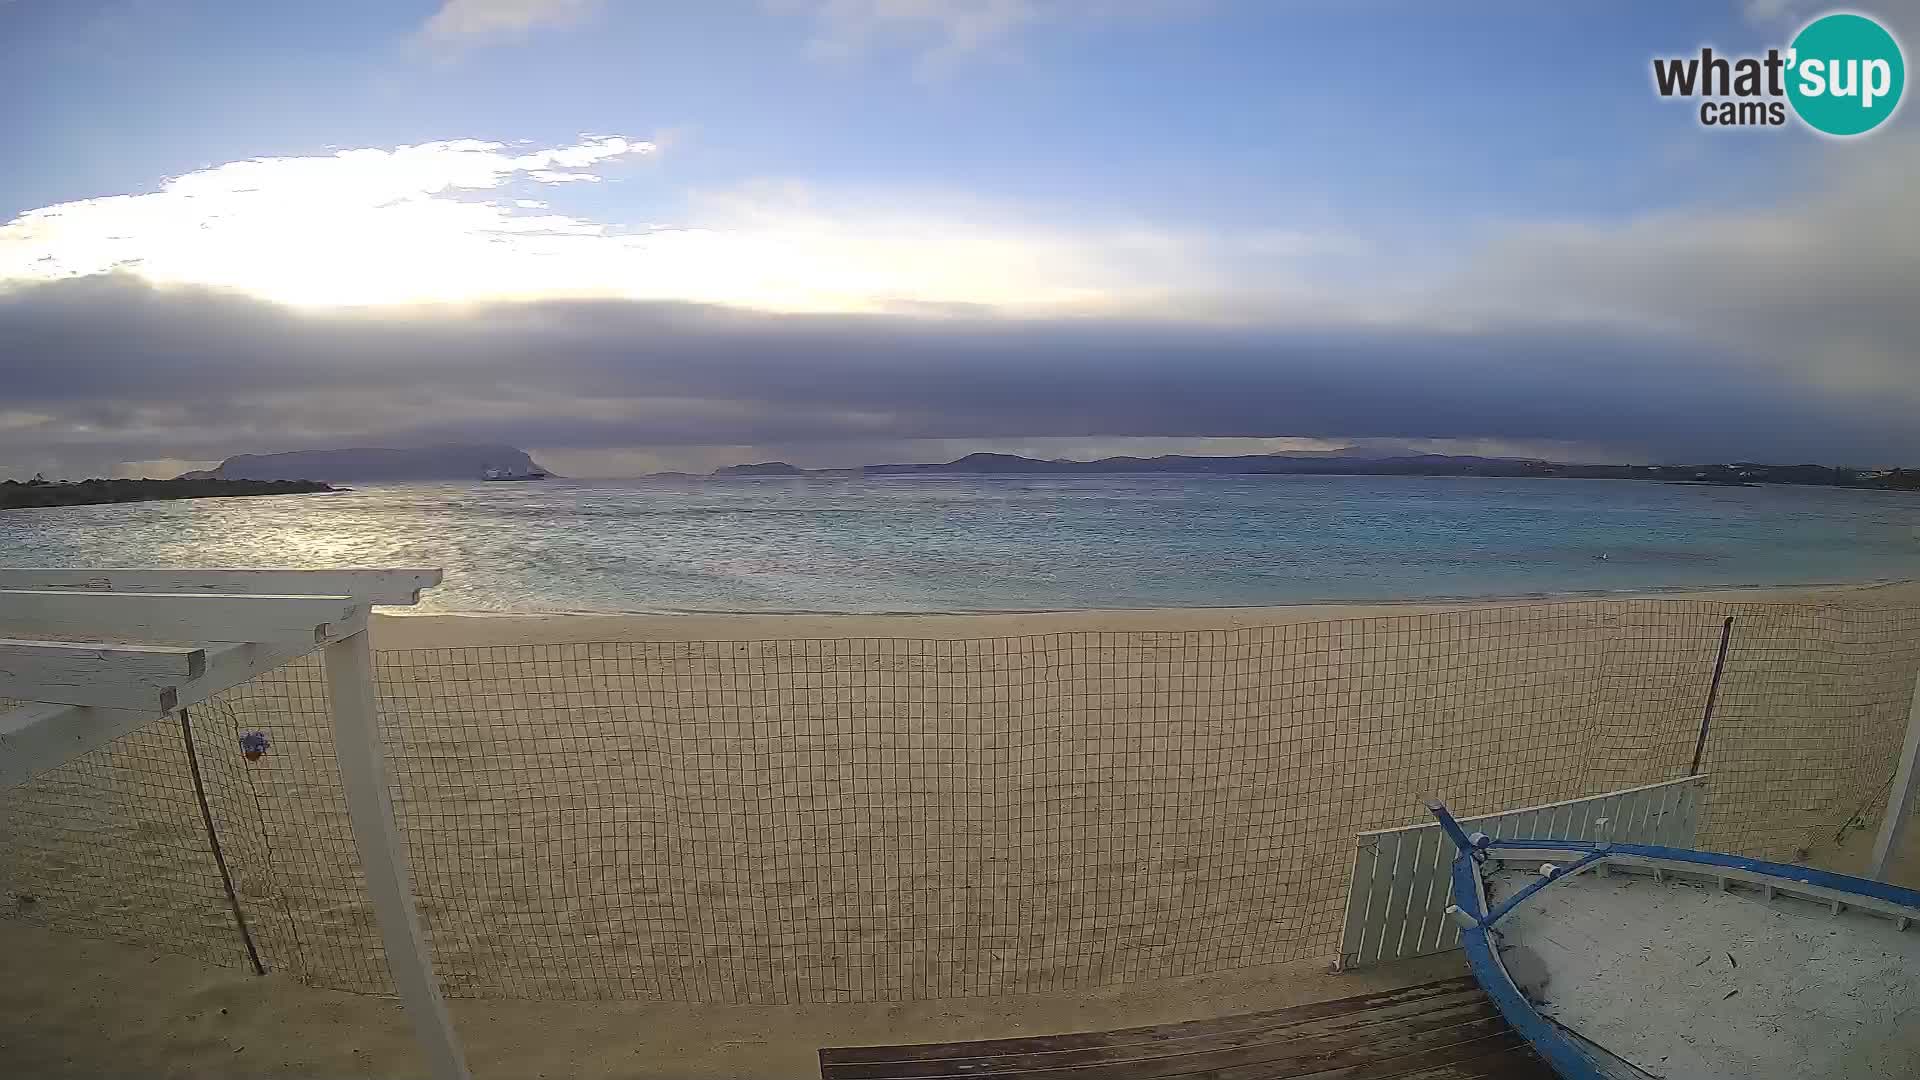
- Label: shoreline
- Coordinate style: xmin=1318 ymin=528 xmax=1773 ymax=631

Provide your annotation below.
xmin=384 ymin=575 xmax=1920 ymax=617
xmin=370 ymin=578 xmax=1920 ymax=648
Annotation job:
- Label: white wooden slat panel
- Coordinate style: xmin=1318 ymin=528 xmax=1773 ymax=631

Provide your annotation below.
xmin=1337 ymin=843 xmax=1376 ymax=970
xmin=1398 ymin=827 xmax=1439 ymax=958
xmin=1596 ymin=793 xmax=1628 ymax=841
xmin=1378 ymin=830 xmax=1416 ymax=966
xmin=1348 ymin=834 xmax=1382 ymax=966
xmin=1388 ymin=829 xmax=1419 ymax=960
xmin=1416 ymin=823 xmax=1454 ymax=954
xmin=0 ymin=590 xmax=362 ymax=645
xmin=1336 ymin=775 xmax=1707 ymax=970
xmin=1622 ymin=789 xmax=1649 ymax=840
xmin=0 ymin=568 xmax=441 ymax=606
xmin=1357 ymin=829 xmax=1399 ymax=966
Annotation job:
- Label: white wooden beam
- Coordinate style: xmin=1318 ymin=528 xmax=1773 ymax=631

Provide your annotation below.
xmin=0 ymin=616 xmax=367 ymax=789
xmin=0 ymin=639 xmax=207 ymax=712
xmin=323 ymin=630 xmax=470 ymax=1080
xmin=0 ymin=568 xmax=442 ymax=606
xmin=0 ymin=590 xmax=363 ymax=645
xmin=1869 ymin=669 xmax=1920 ymax=881
xmin=0 ymin=638 xmax=206 ymax=676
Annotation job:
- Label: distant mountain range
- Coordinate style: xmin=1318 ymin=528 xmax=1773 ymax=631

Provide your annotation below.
xmin=181 ymin=445 xmax=554 ymax=483
xmin=707 ymin=451 xmax=1920 ymax=489
xmin=166 ymin=442 xmax=1918 ymax=490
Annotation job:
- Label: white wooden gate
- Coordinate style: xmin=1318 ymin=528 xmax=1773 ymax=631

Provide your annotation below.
xmin=1337 ymin=775 xmax=1706 ymax=970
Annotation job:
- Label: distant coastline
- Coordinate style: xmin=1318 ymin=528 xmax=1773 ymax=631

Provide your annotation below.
xmin=0 ymin=477 xmax=332 ymax=511
xmin=705 ymin=451 xmax=1920 ymax=490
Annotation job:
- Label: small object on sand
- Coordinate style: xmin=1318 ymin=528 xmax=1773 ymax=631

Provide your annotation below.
xmin=1723 ymin=989 xmax=1740 ymax=1000
xmin=240 ymin=731 xmax=270 ymax=761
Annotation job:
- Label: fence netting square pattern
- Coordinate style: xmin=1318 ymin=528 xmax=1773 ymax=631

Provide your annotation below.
xmin=4 ymin=597 xmax=1917 ymax=1002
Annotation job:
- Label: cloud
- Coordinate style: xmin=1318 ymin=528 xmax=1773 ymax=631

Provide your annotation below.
xmin=3 ymin=130 xmax=1917 ymax=479
xmin=423 ymin=0 xmax=602 ymax=40
xmin=1740 ymin=0 xmax=1799 ymax=23
xmin=0 ymin=136 xmax=655 ymax=306
xmin=2 ymin=271 xmax=1915 ymax=480
xmin=0 ymin=138 xmax=1352 ymax=313
xmin=1434 ymin=137 xmax=1920 ymax=409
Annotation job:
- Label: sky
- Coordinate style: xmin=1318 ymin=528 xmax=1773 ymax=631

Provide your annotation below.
xmin=0 ymin=0 xmax=1916 ymax=479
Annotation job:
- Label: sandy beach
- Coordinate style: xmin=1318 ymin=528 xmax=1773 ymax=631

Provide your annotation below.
xmin=4 ymin=813 xmax=1914 ymax=1079
xmin=4 ymin=581 xmax=1919 ymax=1078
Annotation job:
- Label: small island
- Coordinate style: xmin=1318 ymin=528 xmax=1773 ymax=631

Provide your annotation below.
xmin=712 ymin=461 xmax=808 ymax=476
xmin=1 ymin=476 xmax=333 ymax=511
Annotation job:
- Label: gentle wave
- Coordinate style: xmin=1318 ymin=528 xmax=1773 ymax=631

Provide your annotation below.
xmin=5 ymin=475 xmax=1917 ymax=613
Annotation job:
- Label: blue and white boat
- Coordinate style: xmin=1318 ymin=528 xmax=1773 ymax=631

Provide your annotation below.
xmin=1432 ymin=802 xmax=1920 ymax=1079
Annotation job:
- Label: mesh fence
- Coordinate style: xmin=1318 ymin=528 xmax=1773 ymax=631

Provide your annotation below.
xmin=3 ymin=596 xmax=1917 ymax=1003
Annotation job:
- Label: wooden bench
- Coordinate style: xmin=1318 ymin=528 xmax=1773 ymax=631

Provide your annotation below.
xmin=819 ymin=975 xmax=1550 ymax=1079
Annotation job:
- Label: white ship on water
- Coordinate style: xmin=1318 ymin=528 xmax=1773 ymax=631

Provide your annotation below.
xmin=481 ymin=466 xmax=549 ymax=481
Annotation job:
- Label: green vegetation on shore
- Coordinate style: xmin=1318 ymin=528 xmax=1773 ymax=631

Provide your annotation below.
xmin=1 ymin=477 xmax=333 ymax=510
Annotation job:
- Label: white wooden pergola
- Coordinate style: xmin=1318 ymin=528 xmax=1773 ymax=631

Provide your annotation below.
xmin=0 ymin=567 xmax=470 ymax=1080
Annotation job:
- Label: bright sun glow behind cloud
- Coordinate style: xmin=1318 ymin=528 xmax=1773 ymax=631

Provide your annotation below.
xmin=0 ymin=137 xmax=658 ymax=307
xmin=0 ymin=135 xmax=1355 ymax=315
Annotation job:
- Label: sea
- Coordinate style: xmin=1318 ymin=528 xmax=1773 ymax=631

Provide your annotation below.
xmin=5 ymin=475 xmax=1917 ymax=613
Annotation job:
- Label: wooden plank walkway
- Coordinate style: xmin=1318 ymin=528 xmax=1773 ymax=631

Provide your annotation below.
xmin=818 ymin=976 xmax=1551 ymax=1079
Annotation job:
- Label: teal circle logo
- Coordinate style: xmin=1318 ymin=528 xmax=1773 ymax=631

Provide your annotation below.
xmin=1788 ymin=13 xmax=1905 ymax=136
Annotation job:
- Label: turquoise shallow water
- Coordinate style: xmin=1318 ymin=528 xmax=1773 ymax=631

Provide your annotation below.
xmin=3 ymin=475 xmax=1917 ymax=613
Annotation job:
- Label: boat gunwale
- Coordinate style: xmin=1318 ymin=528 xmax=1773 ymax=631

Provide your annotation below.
xmin=1449 ymin=837 xmax=1920 ymax=1080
